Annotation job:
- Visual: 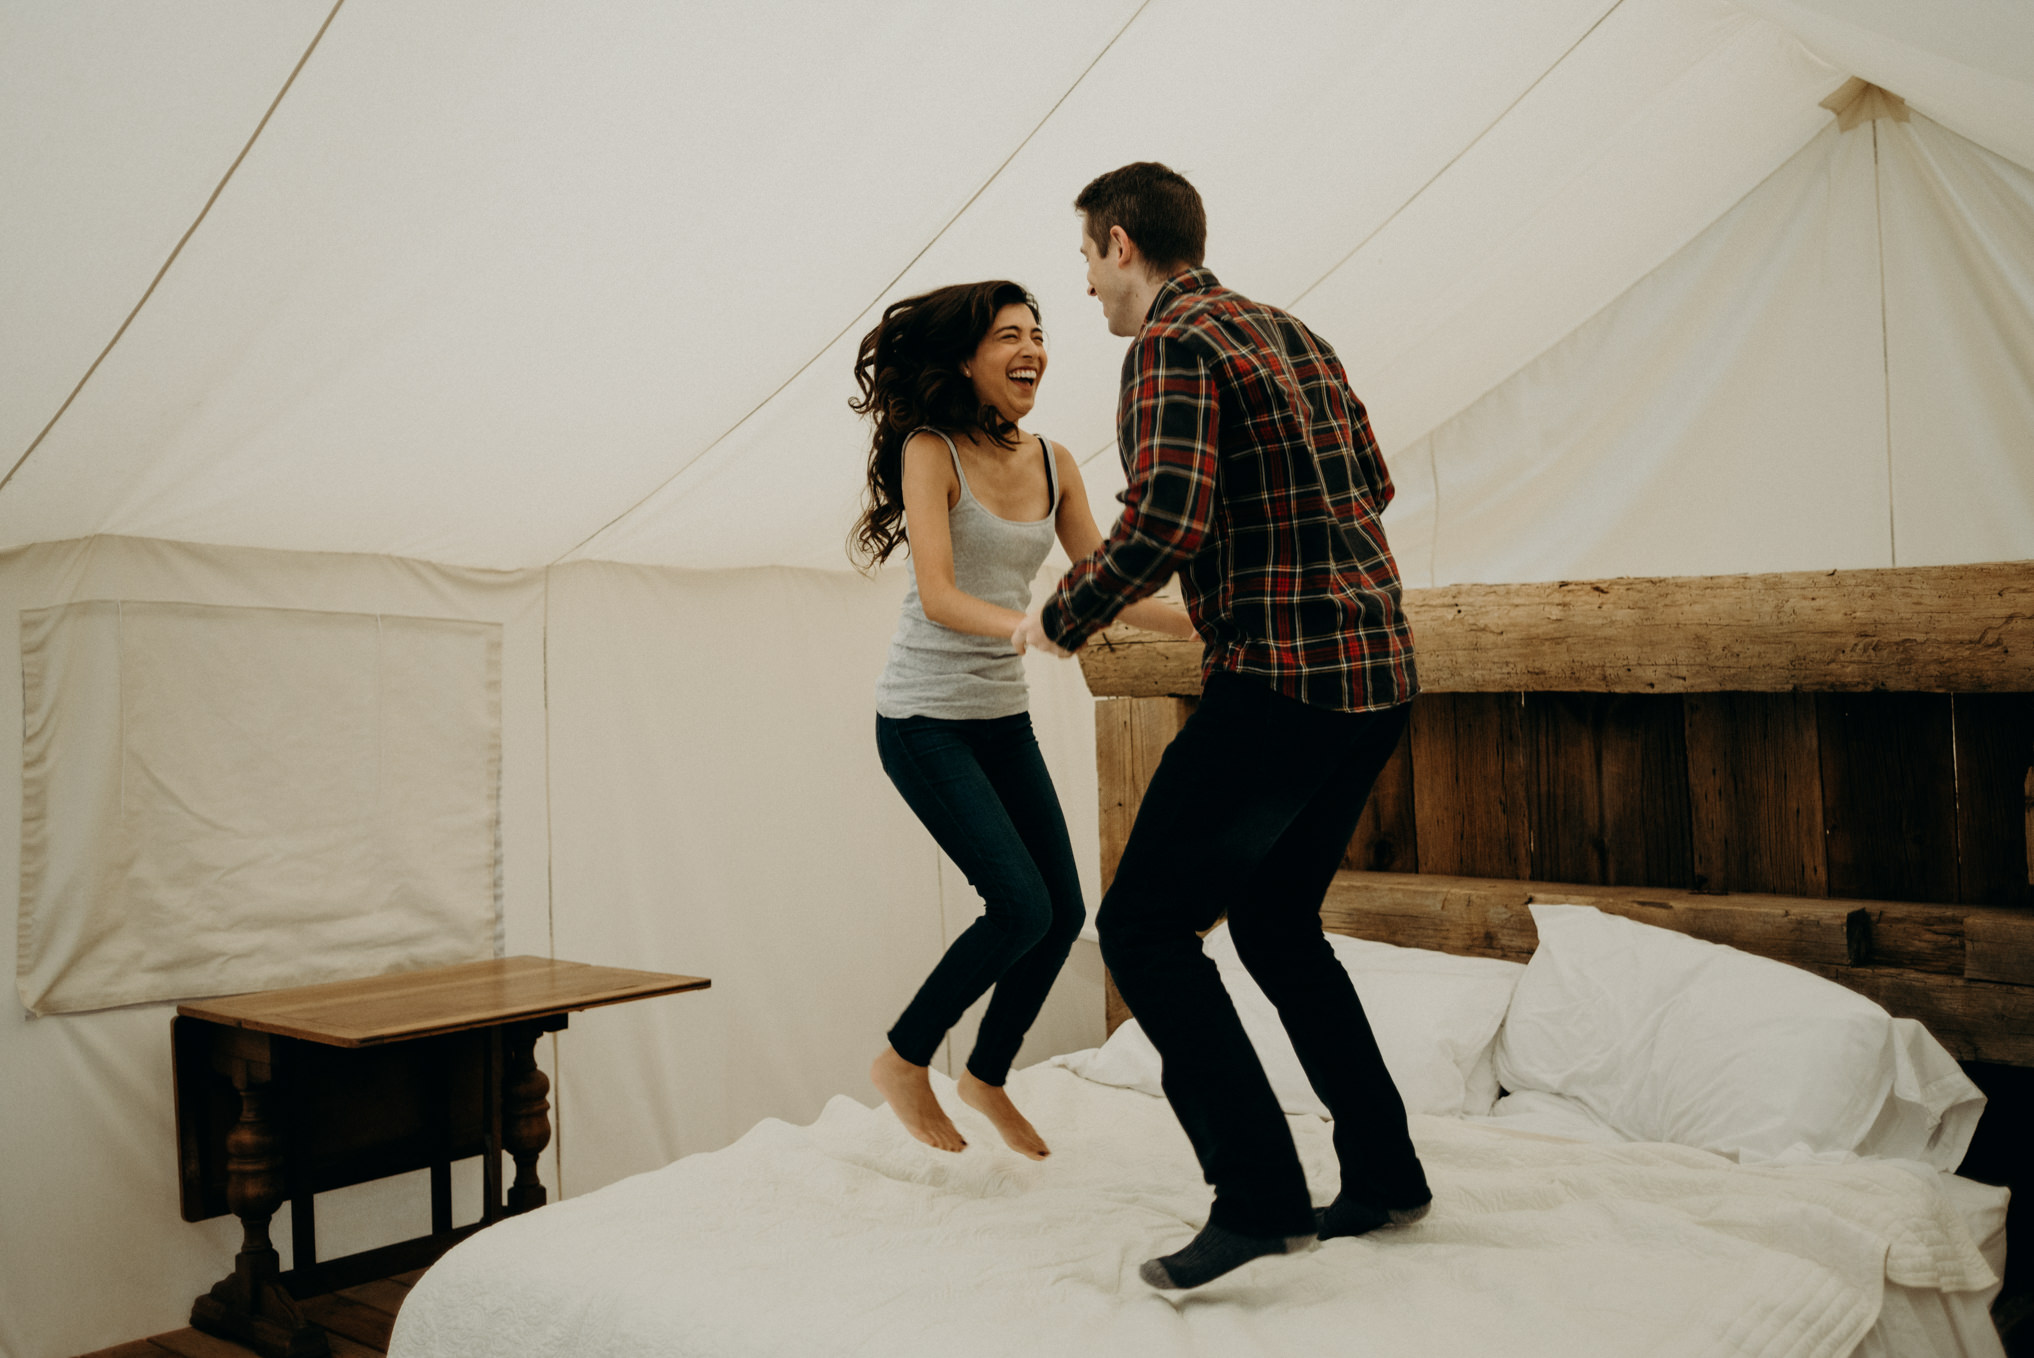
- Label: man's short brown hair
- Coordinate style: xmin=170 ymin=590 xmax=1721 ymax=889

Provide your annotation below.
xmin=1074 ymin=162 xmax=1207 ymax=274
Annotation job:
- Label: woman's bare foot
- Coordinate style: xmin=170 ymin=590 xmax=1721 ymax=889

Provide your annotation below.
xmin=957 ymin=1070 xmax=1050 ymax=1159
xmin=870 ymin=1047 xmax=966 ymax=1152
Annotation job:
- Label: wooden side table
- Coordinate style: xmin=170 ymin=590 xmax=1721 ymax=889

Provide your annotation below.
xmin=172 ymin=956 xmax=709 ymax=1358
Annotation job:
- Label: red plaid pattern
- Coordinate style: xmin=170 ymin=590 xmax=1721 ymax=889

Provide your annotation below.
xmin=1044 ymin=268 xmax=1417 ymax=712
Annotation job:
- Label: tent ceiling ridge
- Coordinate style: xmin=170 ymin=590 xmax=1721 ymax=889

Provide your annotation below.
xmin=1820 ymin=76 xmax=1911 ymax=130
xmin=0 ymin=0 xmax=351 ymax=507
xmin=551 ymin=0 xmax=1156 ymax=568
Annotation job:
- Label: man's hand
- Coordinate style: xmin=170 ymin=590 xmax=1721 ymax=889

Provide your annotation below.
xmin=1012 ymin=604 xmax=1072 ymax=659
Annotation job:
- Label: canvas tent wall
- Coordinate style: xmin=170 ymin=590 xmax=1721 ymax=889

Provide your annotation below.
xmin=2 ymin=1 xmax=2030 ymax=1355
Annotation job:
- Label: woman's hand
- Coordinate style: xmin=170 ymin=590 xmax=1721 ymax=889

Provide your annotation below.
xmin=1011 ymin=605 xmax=1071 ymax=658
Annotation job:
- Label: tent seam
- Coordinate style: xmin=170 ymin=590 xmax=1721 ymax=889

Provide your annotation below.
xmin=550 ymin=0 xmax=1155 ymax=568
xmin=1872 ymin=119 xmax=1898 ymax=567
xmin=0 ymin=0 xmax=351 ymax=502
xmin=541 ymin=567 xmax=562 ymax=1196
xmin=1285 ymin=0 xmax=1630 ymax=312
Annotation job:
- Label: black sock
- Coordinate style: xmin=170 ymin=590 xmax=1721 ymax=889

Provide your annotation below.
xmin=1138 ymin=1223 xmax=1316 ymax=1290
xmin=1315 ymin=1193 xmax=1432 ymax=1240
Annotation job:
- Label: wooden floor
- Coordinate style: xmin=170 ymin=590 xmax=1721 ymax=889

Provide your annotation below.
xmin=77 ymin=1270 xmax=423 ymax=1358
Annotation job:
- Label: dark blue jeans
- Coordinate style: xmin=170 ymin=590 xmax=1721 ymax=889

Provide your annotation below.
xmin=876 ymin=710 xmax=1087 ymax=1085
xmin=1098 ymin=670 xmax=1427 ymax=1238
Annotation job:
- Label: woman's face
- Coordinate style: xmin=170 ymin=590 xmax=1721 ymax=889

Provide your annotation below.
xmin=965 ymin=302 xmax=1047 ymax=425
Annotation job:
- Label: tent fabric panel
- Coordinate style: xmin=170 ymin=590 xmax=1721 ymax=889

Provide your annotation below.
xmin=1878 ymin=117 xmax=2034 ymax=566
xmin=0 ymin=0 xmax=1140 ymax=569
xmin=568 ymin=0 xmax=1624 ymax=567
xmin=577 ymin=0 xmax=1786 ymax=571
xmin=573 ymin=2 xmax=1849 ymax=577
xmin=0 ymin=1 xmax=330 ymax=468
xmin=1426 ymin=122 xmax=1892 ymax=583
xmin=1314 ymin=0 xmax=1841 ymax=454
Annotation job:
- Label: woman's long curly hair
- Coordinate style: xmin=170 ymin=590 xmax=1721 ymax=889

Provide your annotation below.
xmin=848 ymin=280 xmax=1041 ymax=569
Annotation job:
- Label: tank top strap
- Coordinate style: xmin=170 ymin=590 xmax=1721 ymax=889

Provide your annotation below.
xmin=1039 ymin=434 xmax=1060 ymax=512
xmin=909 ymin=427 xmax=973 ymax=504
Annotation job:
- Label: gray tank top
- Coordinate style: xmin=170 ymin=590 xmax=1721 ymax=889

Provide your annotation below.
xmin=875 ymin=428 xmax=1061 ymax=720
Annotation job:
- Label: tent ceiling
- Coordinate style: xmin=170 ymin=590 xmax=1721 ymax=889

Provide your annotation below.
xmin=2 ymin=0 xmax=2028 ymax=574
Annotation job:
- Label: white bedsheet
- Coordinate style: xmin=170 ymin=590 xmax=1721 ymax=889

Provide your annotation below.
xmin=1469 ymin=1089 xmax=2011 ymax=1358
xmin=389 ymin=1062 xmax=1998 ymax=1358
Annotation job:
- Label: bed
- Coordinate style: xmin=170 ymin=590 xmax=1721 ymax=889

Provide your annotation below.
xmin=389 ymin=562 xmax=2029 ymax=1357
xmin=387 ymin=905 xmax=2012 ymax=1358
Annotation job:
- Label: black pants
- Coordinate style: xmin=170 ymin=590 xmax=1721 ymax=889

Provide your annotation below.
xmin=877 ymin=711 xmax=1087 ymax=1085
xmin=1097 ymin=670 xmax=1427 ymax=1238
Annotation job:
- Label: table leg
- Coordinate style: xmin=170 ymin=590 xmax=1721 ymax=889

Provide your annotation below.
xmin=504 ymin=1023 xmax=553 ymax=1214
xmin=191 ymin=1067 xmax=330 ymax=1358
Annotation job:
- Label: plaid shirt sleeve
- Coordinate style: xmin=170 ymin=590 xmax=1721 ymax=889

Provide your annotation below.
xmin=1041 ymin=329 xmax=1217 ymax=649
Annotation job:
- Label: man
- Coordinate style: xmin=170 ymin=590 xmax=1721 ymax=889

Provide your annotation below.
xmin=1013 ymin=161 xmax=1430 ymax=1290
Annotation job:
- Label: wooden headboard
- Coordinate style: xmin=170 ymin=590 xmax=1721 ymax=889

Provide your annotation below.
xmin=1082 ymin=561 xmax=2034 ymax=1068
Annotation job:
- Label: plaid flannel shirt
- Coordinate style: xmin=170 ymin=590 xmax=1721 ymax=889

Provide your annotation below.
xmin=1043 ymin=268 xmax=1417 ymax=712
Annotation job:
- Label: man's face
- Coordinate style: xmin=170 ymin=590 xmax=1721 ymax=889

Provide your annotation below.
xmin=1079 ymin=219 xmax=1140 ymax=338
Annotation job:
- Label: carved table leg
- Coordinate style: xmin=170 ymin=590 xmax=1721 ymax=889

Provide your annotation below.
xmin=192 ymin=1065 xmax=330 ymax=1358
xmin=503 ymin=1023 xmax=553 ymax=1215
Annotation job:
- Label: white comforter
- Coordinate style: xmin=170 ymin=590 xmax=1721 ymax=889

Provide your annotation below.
xmin=389 ymin=1061 xmax=1996 ymax=1358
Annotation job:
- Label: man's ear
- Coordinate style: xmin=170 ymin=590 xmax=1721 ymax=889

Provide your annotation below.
xmin=1108 ymin=224 xmax=1137 ymax=269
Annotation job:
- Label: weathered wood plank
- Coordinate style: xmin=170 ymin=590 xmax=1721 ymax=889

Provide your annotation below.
xmin=1953 ymin=693 xmax=2034 ymax=907
xmin=1683 ymin=691 xmax=1827 ymax=896
xmin=1818 ymin=693 xmax=1960 ymax=904
xmin=71 ymin=1342 xmax=165 ymax=1358
xmin=1095 ymin=699 xmax=1132 ymax=892
xmin=1524 ymin=694 xmax=1691 ymax=888
xmin=1104 ymin=970 xmax=1130 ymax=1037
xmin=146 ymin=1330 xmax=278 ymax=1358
xmin=299 ymin=1293 xmax=394 ymax=1352
xmin=1077 ymin=623 xmax=1203 ymax=697
xmin=1320 ymin=871 xmax=1864 ymax=970
xmin=1318 ymin=869 xmax=2034 ymax=1065
xmin=1318 ymin=869 xmax=2016 ymax=979
xmin=1096 ymin=697 xmax=1195 ymax=892
xmin=1076 ymin=562 xmax=2034 ymax=697
xmin=1409 ymin=694 xmax=1529 ymax=880
xmin=1969 ymin=911 xmax=2034 ymax=987
xmin=1343 ymin=719 xmax=1418 ymax=873
xmin=1097 ymin=697 xmax=1194 ymax=1038
xmin=1857 ymin=902 xmax=1970 ymax=974
xmin=1799 ymin=966 xmax=2034 ymax=1067
xmin=1319 ymin=872 xmax=1537 ymax=961
xmin=338 ymin=1278 xmax=411 ymax=1316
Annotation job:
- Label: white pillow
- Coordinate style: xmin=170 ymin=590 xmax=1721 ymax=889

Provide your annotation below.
xmin=1494 ymin=904 xmax=1984 ymax=1167
xmin=1075 ymin=925 xmax=1524 ymax=1119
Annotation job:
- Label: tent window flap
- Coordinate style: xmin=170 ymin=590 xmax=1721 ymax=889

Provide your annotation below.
xmin=17 ymin=600 xmax=502 ymax=1016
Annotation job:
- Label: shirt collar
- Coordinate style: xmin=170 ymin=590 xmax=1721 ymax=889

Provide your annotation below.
xmin=1145 ymin=266 xmax=1220 ymax=324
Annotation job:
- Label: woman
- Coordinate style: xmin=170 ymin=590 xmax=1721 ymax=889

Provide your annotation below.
xmin=849 ymin=280 xmax=1194 ymax=1159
